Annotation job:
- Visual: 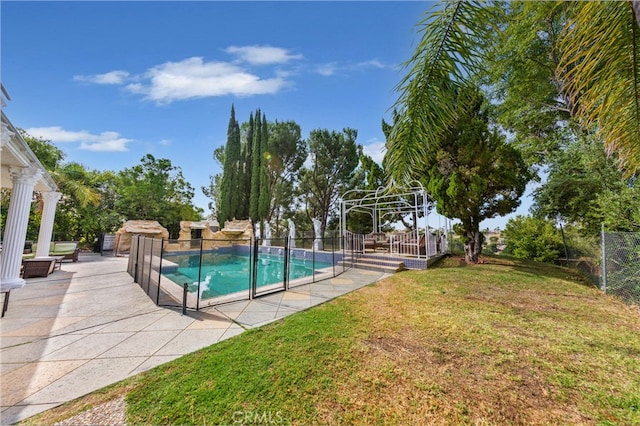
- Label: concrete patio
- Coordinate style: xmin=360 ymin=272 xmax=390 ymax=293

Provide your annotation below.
xmin=0 ymin=253 xmax=387 ymax=424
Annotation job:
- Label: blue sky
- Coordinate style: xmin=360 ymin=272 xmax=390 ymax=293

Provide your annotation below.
xmin=2 ymin=1 xmax=531 ymax=229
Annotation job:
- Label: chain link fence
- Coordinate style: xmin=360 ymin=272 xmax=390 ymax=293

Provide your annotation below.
xmin=601 ymin=231 xmax=640 ymax=305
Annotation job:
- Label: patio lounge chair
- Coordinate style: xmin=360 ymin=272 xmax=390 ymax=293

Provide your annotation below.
xmin=22 ymin=258 xmax=56 ymax=278
xmin=30 ymin=241 xmax=80 ymax=262
xmin=364 ymin=236 xmax=376 ymax=251
xmin=364 ymin=232 xmax=390 ymax=251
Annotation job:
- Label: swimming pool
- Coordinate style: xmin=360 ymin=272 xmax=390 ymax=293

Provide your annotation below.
xmin=162 ymin=252 xmax=332 ymax=299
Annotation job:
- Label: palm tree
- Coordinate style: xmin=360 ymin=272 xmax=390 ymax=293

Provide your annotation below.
xmin=559 ymin=1 xmax=640 ymax=174
xmin=386 ymin=0 xmax=640 ymax=179
xmin=19 ymin=131 xmax=101 ymax=240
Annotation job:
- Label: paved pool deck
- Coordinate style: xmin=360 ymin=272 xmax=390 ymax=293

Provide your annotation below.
xmin=0 ymin=253 xmax=388 ymax=424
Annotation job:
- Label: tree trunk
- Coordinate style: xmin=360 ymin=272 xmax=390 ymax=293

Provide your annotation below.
xmin=463 ymin=228 xmax=483 ymax=263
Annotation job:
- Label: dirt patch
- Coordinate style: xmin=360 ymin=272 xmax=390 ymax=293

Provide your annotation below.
xmin=314 ymin=275 xmax=596 ymax=425
xmin=328 ymin=331 xmax=592 ymax=425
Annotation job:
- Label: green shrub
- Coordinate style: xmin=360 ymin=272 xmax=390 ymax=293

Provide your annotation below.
xmin=503 ymin=216 xmax=564 ymax=263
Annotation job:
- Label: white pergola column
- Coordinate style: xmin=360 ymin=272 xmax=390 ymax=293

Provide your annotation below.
xmin=35 ymin=191 xmax=62 ymax=258
xmin=0 ymin=167 xmax=42 ymax=288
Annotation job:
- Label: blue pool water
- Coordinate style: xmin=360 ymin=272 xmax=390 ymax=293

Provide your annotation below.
xmin=163 ymin=252 xmax=332 ymax=299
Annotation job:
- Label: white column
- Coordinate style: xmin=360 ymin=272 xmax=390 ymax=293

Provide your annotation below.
xmin=0 ymin=167 xmax=42 ymax=288
xmin=35 ymin=191 xmax=62 ymax=258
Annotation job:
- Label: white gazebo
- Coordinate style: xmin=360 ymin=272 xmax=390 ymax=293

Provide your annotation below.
xmin=1 ymin=83 xmax=61 ymax=306
xmin=340 ymin=181 xmax=449 ymax=259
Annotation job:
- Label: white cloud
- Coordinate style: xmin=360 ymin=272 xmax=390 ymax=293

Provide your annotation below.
xmin=25 ymin=126 xmax=132 ymax=152
xmin=353 ymin=59 xmax=386 ymax=70
xmin=70 ymin=47 xmax=391 ymax=104
xmin=127 ymin=57 xmax=289 ymax=103
xmin=316 ymin=59 xmax=388 ymax=76
xmin=73 ymin=70 xmax=130 ymax=85
xmin=71 ymin=46 xmax=303 ymax=104
xmin=79 ymin=138 xmax=130 ymax=152
xmin=316 ymin=63 xmax=338 ymax=76
xmin=362 ymin=138 xmax=386 ymax=165
xmin=224 ymin=45 xmax=303 ymax=65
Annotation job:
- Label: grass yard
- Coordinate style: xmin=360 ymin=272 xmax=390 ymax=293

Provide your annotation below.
xmin=25 ymin=256 xmax=640 ymax=425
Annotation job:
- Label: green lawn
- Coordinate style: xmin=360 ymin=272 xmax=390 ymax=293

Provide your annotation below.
xmin=28 ymin=256 xmax=640 ymax=425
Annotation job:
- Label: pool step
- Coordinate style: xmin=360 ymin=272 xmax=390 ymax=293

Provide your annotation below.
xmin=339 ymin=255 xmax=406 ymax=273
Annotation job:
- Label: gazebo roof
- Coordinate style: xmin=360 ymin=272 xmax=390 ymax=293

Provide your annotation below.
xmin=342 ymin=181 xmax=430 ymax=214
xmin=340 ymin=181 xmax=435 ymax=233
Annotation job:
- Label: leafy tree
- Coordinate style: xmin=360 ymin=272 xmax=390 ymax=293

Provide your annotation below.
xmin=299 ymin=128 xmax=361 ymax=236
xmin=420 ymin=89 xmax=531 ymax=263
xmin=116 ymin=154 xmax=202 ymax=237
xmin=595 ymin=185 xmax=640 ymax=232
xmin=386 ymin=0 xmax=640 ymax=183
xmin=486 ymin=1 xmax=573 ymax=168
xmin=18 ymin=129 xmax=64 ymax=170
xmin=19 ymin=132 xmax=100 ymax=213
xmin=80 ymin=170 xmax=125 ymax=245
xmin=264 ymin=120 xmax=307 ymax=230
xmin=50 ymin=162 xmax=102 ymax=242
xmin=202 ymin=145 xmax=225 ymax=220
xmin=532 ymin=135 xmax=640 ymax=234
xmin=487 ymin=2 xmax=640 ymax=237
xmin=503 ymin=215 xmax=564 ymax=263
xmin=50 ymin=166 xmax=124 ymax=245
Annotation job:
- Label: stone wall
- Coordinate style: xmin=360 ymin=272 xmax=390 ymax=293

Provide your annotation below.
xmin=165 ymin=219 xmax=253 ymax=252
xmin=114 ymin=220 xmax=169 ymax=254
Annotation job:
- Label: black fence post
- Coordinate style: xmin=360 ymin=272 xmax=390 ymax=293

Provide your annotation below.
xmin=196 ymin=238 xmax=203 ymax=311
xmin=134 ymin=235 xmax=141 ymax=283
xmin=247 ymin=238 xmax=252 ymax=299
xmin=251 ymin=238 xmax=259 ymax=299
xmin=182 ymin=283 xmax=188 ymax=315
xmin=146 ymin=238 xmax=154 ymax=295
xmin=312 ymin=236 xmax=316 ymax=283
xmin=342 ymin=234 xmax=347 ymax=272
xmin=156 ymin=238 xmax=164 ymax=305
xmin=284 ymin=236 xmax=290 ymax=291
xmin=332 ymin=233 xmax=336 ymax=277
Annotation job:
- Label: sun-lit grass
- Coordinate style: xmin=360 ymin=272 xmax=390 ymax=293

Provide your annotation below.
xmin=25 ymin=256 xmax=640 ymax=425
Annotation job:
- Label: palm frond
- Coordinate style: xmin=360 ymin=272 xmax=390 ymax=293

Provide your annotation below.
xmin=386 ymin=0 xmax=504 ymax=184
xmin=558 ymin=1 xmax=640 ymax=175
xmin=50 ymin=167 xmax=101 ymax=207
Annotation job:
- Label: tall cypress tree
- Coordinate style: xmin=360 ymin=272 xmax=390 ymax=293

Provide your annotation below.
xmin=258 ymin=114 xmax=270 ymax=221
xmin=249 ymin=109 xmax=262 ymax=226
xmin=218 ymin=105 xmax=241 ymax=226
xmin=238 ymin=113 xmax=254 ymax=219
